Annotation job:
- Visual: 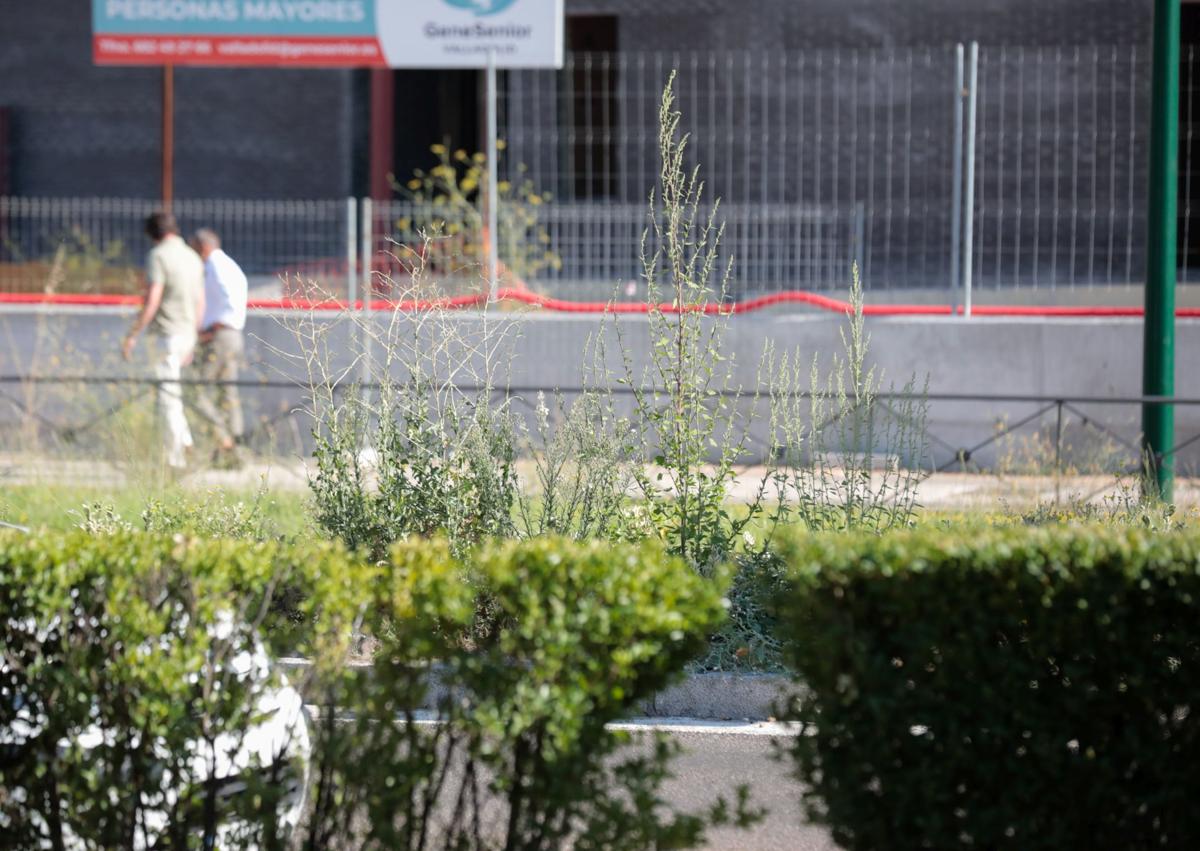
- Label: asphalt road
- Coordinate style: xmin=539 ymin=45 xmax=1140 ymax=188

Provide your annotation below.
xmin=306 ymin=713 xmax=835 ymax=850
xmin=630 ymin=721 xmax=836 ymax=851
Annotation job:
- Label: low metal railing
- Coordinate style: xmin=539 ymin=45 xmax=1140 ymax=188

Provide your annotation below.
xmin=3 ymin=375 xmax=1198 ymax=488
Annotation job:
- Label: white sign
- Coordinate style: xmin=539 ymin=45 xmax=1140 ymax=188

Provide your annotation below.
xmin=378 ymin=0 xmax=563 ymax=69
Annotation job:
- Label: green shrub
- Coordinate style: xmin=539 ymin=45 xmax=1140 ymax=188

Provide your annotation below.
xmin=0 ymin=530 xmax=367 ymax=850
xmin=774 ymin=525 xmax=1200 ymax=850
xmin=306 ymin=535 xmax=760 ymax=849
xmin=140 ymin=488 xmax=276 ymax=540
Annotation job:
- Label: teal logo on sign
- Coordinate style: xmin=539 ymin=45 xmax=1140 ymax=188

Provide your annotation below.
xmin=444 ymin=0 xmax=517 ymax=16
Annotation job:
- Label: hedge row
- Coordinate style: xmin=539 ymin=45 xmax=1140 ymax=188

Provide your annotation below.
xmin=774 ymin=524 xmax=1200 ymax=850
xmin=0 ymin=530 xmax=750 ymax=850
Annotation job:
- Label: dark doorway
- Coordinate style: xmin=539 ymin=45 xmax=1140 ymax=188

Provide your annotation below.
xmin=392 ymin=70 xmax=481 ymax=191
xmin=1179 ymin=3 xmax=1200 ymax=277
xmin=566 ymin=15 xmax=618 ymax=199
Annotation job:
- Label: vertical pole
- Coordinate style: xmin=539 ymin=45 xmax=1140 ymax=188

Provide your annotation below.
xmin=950 ymin=44 xmax=965 ymax=307
xmin=368 ymin=70 xmax=395 ymax=201
xmin=1054 ymin=400 xmax=1064 ymax=504
xmin=962 ymin=42 xmax=979 ymax=318
xmin=1143 ymin=0 xmax=1179 ymax=502
xmin=853 ymin=202 xmax=866 ymax=273
xmin=345 ymin=197 xmax=357 ymax=305
xmin=162 ymin=65 xmax=174 ymax=209
xmin=360 ymin=197 xmax=373 ymax=388
xmin=486 ymin=48 xmax=500 ymax=302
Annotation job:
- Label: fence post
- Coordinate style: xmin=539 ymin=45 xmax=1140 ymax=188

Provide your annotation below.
xmin=345 ymin=197 xmax=357 ymax=305
xmin=360 ymin=197 xmax=373 ymax=389
xmin=852 ymin=202 xmax=866 ymax=275
xmin=950 ymin=44 xmax=965 ymax=307
xmin=485 ymin=47 xmax=500 ymax=302
xmin=961 ymin=42 xmax=979 ymax=318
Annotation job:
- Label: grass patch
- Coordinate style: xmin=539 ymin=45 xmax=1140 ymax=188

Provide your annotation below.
xmin=0 ymin=482 xmax=312 ymax=539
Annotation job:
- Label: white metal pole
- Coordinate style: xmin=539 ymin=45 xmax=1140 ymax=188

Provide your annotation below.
xmin=950 ymin=44 xmax=965 ymax=309
xmin=486 ymin=47 xmax=500 ymax=303
xmin=360 ymin=196 xmax=373 ymax=386
xmin=962 ymin=41 xmax=979 ymax=319
xmin=345 ymin=196 xmax=357 ymax=306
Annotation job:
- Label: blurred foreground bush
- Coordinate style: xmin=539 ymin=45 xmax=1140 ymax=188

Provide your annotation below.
xmin=308 ymin=536 xmax=758 ymax=850
xmin=1 ymin=530 xmax=754 ymax=849
xmin=0 ymin=530 xmax=365 ymax=850
xmin=775 ymin=524 xmax=1200 ymax=850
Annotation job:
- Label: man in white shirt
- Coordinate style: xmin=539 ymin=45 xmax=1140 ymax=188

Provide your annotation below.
xmin=190 ymin=228 xmax=248 ymax=466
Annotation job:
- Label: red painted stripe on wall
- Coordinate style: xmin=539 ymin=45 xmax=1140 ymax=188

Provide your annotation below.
xmin=4 ymin=289 xmax=1200 ymax=318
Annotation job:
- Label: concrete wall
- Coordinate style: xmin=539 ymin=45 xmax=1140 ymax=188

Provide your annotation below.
xmin=3 ymin=307 xmax=1197 ymax=472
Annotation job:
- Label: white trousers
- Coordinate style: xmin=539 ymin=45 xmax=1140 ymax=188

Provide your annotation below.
xmin=153 ymin=333 xmax=196 ymax=468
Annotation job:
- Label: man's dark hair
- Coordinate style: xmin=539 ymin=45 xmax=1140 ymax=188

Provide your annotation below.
xmin=144 ymin=211 xmax=179 ymax=241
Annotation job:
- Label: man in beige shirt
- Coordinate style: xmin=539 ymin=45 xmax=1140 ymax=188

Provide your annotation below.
xmin=122 ymin=211 xmax=205 ymax=469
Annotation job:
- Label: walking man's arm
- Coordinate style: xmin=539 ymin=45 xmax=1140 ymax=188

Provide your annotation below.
xmin=122 ymin=277 xmax=164 ymax=361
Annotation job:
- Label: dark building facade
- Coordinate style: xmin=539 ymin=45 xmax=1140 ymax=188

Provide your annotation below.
xmin=0 ymin=0 xmax=1156 ymax=202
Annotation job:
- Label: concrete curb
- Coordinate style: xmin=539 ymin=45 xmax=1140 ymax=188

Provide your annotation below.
xmin=278 ymin=659 xmax=793 ymax=722
xmin=641 ymin=673 xmax=793 ymax=720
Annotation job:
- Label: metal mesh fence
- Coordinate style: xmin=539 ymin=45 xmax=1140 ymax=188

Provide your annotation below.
xmin=0 ymin=196 xmax=354 ymax=298
xmin=369 ymin=199 xmax=863 ymax=300
xmin=499 ymin=47 xmax=1157 ymax=292
xmin=0 ymin=45 xmax=1192 ymax=300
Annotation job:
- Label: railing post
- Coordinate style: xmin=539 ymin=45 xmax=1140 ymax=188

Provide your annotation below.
xmin=1054 ymin=400 xmax=1064 ymax=504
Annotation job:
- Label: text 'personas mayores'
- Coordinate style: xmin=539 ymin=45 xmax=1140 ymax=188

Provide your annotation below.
xmin=424 ymin=22 xmax=534 ymax=39
xmin=102 ymin=1 xmax=368 ymax=24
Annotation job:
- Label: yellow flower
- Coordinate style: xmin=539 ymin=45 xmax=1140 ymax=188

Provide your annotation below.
xmin=406 ymin=179 xmax=421 ymax=190
xmin=528 ymin=195 xmax=541 ymax=206
xmin=495 ymin=139 xmax=507 ymax=150
xmin=454 ymin=149 xmax=468 ymax=162
xmin=497 ymin=181 xmax=511 ymax=193
xmin=460 ymin=178 xmax=478 ymax=192
xmin=431 ymin=143 xmax=447 ymax=156
xmin=472 ymin=153 xmax=486 ymax=164
xmin=397 ymin=217 xmax=412 ymax=231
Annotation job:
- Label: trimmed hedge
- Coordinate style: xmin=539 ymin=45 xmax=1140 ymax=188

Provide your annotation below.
xmin=774 ymin=525 xmax=1200 ymax=850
